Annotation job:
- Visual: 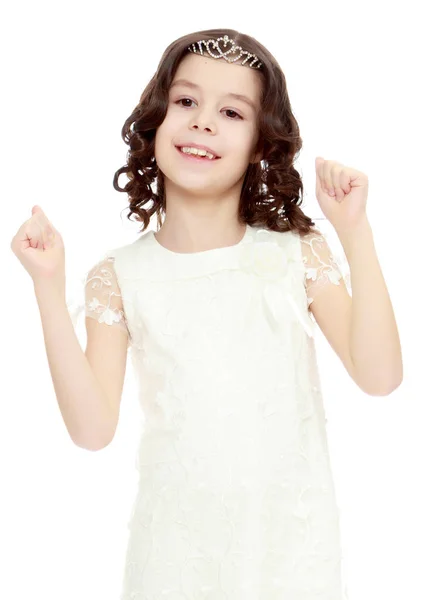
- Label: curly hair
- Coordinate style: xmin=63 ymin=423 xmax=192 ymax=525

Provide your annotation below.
xmin=113 ymin=28 xmax=320 ymax=237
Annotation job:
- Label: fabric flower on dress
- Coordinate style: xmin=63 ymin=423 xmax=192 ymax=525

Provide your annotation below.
xmin=239 ymin=230 xmax=315 ymax=338
xmin=239 ymin=233 xmax=289 ymax=280
xmin=87 ymin=297 xmax=123 ymax=325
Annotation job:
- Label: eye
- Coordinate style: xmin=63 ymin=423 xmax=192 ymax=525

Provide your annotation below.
xmin=224 ymin=109 xmax=242 ymax=120
xmin=175 ymin=98 xmax=243 ymax=120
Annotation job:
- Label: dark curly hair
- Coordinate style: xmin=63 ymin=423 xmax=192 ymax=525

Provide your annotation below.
xmin=113 ymin=28 xmax=319 ymax=237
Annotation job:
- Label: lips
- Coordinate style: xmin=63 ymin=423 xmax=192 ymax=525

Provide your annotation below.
xmin=175 ymin=144 xmax=221 ymax=159
xmin=176 ymin=146 xmax=219 ymax=163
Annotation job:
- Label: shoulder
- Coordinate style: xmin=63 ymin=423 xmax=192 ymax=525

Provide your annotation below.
xmin=108 ymin=230 xmax=150 ymax=257
xmin=257 ymin=225 xmax=324 ymax=263
xmin=102 ymin=230 xmax=152 ymax=273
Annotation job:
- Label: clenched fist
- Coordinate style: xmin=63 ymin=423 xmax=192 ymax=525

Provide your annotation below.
xmin=10 ymin=205 xmax=66 ymax=290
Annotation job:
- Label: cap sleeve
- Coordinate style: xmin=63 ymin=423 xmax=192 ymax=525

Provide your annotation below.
xmin=84 ymin=256 xmax=130 ymax=337
xmin=67 ymin=254 xmax=130 ymax=344
xmin=300 ymin=228 xmax=352 ymax=309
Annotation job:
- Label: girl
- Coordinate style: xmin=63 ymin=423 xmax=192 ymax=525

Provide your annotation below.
xmin=11 ymin=28 xmax=402 ymax=600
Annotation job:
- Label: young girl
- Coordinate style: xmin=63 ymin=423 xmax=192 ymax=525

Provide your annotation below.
xmin=12 ymin=28 xmax=402 ymax=600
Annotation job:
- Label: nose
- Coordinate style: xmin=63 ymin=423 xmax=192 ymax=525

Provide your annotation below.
xmin=190 ymin=112 xmax=216 ymax=134
xmin=192 ymin=124 xmax=213 ymax=133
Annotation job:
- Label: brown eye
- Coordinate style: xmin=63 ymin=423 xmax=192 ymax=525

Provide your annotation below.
xmin=178 ymin=98 xmax=194 ymax=108
xmin=224 ymin=109 xmax=242 ymax=120
xmin=176 ymin=98 xmax=195 ymax=108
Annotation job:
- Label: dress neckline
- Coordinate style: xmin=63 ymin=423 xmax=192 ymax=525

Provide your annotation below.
xmin=150 ymin=224 xmax=252 ymax=257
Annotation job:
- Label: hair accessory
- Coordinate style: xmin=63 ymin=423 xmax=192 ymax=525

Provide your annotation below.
xmin=187 ymin=35 xmax=263 ymax=69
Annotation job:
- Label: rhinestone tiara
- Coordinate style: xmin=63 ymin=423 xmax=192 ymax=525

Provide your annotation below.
xmin=187 ymin=35 xmax=263 ymax=69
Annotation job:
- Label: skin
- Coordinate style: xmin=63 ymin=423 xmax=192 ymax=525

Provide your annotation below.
xmin=153 ymin=52 xmax=264 ymax=253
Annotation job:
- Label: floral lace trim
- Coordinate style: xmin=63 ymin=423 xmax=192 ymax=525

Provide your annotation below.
xmin=301 ymin=231 xmax=352 ymax=307
xmin=84 ymin=256 xmax=129 ymax=336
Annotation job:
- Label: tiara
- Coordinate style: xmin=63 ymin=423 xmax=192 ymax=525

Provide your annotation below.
xmin=187 ymin=35 xmax=263 ymax=69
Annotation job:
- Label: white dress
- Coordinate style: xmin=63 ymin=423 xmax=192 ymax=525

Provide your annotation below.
xmin=70 ymin=223 xmax=352 ymax=600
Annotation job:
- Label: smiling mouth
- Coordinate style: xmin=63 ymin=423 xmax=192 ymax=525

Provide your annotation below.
xmin=175 ymin=146 xmax=221 ymax=161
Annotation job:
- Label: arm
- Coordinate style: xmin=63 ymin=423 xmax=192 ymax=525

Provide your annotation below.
xmin=303 ymin=221 xmax=403 ymax=396
xmin=35 ymin=281 xmax=120 ymax=451
xmin=337 ymin=216 xmax=403 ymax=392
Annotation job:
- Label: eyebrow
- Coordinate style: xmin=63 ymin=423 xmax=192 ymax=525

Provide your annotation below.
xmin=169 ymin=78 xmax=257 ymax=112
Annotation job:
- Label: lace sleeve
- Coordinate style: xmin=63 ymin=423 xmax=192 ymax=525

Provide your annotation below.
xmin=84 ymin=256 xmax=130 ymax=338
xmin=300 ymin=228 xmax=352 ymax=309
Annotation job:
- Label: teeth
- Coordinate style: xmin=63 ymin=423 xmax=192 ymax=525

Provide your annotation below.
xmin=180 ymin=146 xmax=216 ymax=160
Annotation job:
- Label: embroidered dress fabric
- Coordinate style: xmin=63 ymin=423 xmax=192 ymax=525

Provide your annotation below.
xmin=67 ymin=224 xmax=352 ymax=600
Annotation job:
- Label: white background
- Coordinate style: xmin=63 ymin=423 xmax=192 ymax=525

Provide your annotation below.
xmin=2 ymin=1 xmax=426 ymax=598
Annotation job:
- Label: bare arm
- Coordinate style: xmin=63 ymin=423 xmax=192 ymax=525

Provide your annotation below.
xmin=35 ymin=281 xmax=117 ymax=451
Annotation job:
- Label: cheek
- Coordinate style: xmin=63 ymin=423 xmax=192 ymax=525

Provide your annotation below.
xmin=154 ymin=121 xmax=174 ymax=154
xmin=156 ymin=111 xmax=185 ymax=144
xmin=230 ymin=132 xmax=257 ymax=161
xmin=162 ymin=104 xmax=187 ymax=127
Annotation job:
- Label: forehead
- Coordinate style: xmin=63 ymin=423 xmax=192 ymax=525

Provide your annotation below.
xmin=171 ymin=53 xmax=262 ymax=110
